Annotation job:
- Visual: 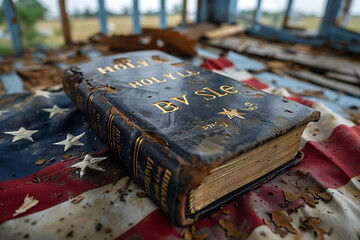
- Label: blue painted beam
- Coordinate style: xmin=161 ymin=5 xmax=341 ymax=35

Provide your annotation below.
xmin=336 ymin=0 xmax=352 ymax=27
xmin=228 ymin=0 xmax=238 ymax=24
xmin=98 ymin=0 xmax=108 ymax=35
xmin=196 ymin=0 xmax=237 ymax=23
xmin=248 ymin=24 xmax=324 ymax=45
xmin=3 ymin=0 xmax=22 ymax=57
xmin=159 ymin=0 xmax=166 ymax=29
xmin=59 ymin=0 xmax=72 ymax=45
xmin=209 ymin=0 xmax=229 ymax=23
xmin=132 ymin=0 xmax=141 ymax=34
xmin=196 ymin=0 xmax=208 ymax=23
xmin=181 ymin=0 xmax=187 ymax=26
xmin=282 ymin=0 xmax=293 ymax=28
xmin=319 ymin=0 xmax=341 ymax=37
xmin=246 ymin=0 xmax=360 ymax=54
xmin=253 ymin=0 xmax=263 ymax=31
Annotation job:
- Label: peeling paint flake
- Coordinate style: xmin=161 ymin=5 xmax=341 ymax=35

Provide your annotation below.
xmin=71 ymin=195 xmax=84 ymax=204
xmin=270 ymin=210 xmax=297 ymax=234
xmin=300 ymin=217 xmax=328 ymax=240
xmin=307 ymin=186 xmax=333 ymax=201
xmin=180 ymin=225 xmax=208 ymax=240
xmin=13 ymin=194 xmax=39 ymax=217
xmin=35 ymin=158 xmax=45 ymax=166
xmin=218 ymin=219 xmax=243 ymax=239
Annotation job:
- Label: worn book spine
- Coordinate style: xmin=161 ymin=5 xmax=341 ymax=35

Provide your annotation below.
xmin=63 ymin=69 xmax=185 ymax=224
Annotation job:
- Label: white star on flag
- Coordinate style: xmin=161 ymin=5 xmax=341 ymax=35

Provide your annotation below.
xmin=72 ymin=154 xmax=107 ymax=178
xmin=53 ymin=132 xmax=85 ymax=152
xmin=4 ymin=127 xmax=38 ymax=143
xmin=42 ymin=105 xmax=70 ymax=119
xmin=0 ymin=110 xmax=9 ymax=116
xmin=34 ymin=90 xmax=52 ymax=99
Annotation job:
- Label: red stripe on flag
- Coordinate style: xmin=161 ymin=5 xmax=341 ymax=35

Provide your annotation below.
xmin=200 ymin=57 xmax=234 ymax=70
xmin=116 ymin=209 xmax=179 ymax=240
xmin=200 ymin=57 xmax=269 ymax=90
xmin=0 ymin=159 xmax=118 ymax=224
xmin=295 ymin=124 xmax=360 ymax=188
xmin=241 ymin=78 xmax=269 ymax=90
xmin=286 ymin=96 xmax=315 ymax=108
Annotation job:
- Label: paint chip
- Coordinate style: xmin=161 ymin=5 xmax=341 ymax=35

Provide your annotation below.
xmin=300 ymin=217 xmax=327 ymax=240
xmin=35 ymin=158 xmax=45 ymax=166
xmin=271 ymin=210 xmax=297 ymax=234
xmin=218 ymin=219 xmax=243 ymax=239
xmin=13 ymin=194 xmax=39 ymax=217
xmin=71 ymin=195 xmax=84 ymax=204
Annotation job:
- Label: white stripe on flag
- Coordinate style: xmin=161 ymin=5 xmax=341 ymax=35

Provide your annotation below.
xmin=0 ymin=176 xmax=158 ymax=240
xmin=213 ymin=68 xmax=254 ymax=82
xmin=262 ymin=87 xmax=292 ymax=97
xmin=248 ymin=225 xmax=280 ymax=240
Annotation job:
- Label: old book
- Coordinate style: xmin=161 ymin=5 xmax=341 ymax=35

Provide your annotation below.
xmin=63 ymin=50 xmax=320 ymax=226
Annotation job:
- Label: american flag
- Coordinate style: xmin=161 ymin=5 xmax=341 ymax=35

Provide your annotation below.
xmin=0 ymin=56 xmax=359 ymax=239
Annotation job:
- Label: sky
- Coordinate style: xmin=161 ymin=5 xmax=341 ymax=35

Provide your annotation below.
xmin=12 ymin=0 xmax=360 ymax=18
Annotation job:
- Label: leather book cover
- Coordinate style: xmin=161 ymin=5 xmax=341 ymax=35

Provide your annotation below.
xmin=63 ymin=50 xmax=320 ymax=226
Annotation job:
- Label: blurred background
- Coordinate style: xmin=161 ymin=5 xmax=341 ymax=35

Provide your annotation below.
xmin=1 ymin=0 xmax=359 ymax=55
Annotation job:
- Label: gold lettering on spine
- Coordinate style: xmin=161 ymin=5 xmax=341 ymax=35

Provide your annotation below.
xmin=126 ymin=62 xmax=138 ymax=68
xmin=137 ymin=60 xmax=149 ymax=66
xmin=96 ymin=59 xmax=149 ymax=75
xmin=245 ymin=102 xmax=258 ymax=111
xmin=107 ymin=114 xmax=114 ymax=150
xmin=144 ymin=156 xmax=154 ymax=195
xmin=140 ymin=79 xmax=153 ymax=85
xmin=87 ymin=94 xmax=101 ymax=136
xmin=107 ymin=114 xmax=122 ymax=157
xmin=155 ymin=166 xmax=164 ymax=183
xmin=203 ymin=87 xmax=227 ymax=97
xmin=97 ymin=66 xmax=115 ymax=74
xmin=163 ymin=73 xmax=176 ymax=80
xmin=177 ymin=70 xmax=200 ymax=78
xmin=154 ymin=166 xmax=164 ymax=201
xmin=186 ymin=70 xmax=200 ymax=76
xmin=195 ymin=90 xmax=216 ymax=100
xmin=133 ymin=136 xmax=144 ymax=183
xmin=114 ymin=64 xmax=127 ymax=70
xmin=87 ymin=94 xmax=96 ymax=133
xmin=129 ymin=81 xmax=143 ymax=88
xmin=114 ymin=127 xmax=121 ymax=156
xmin=160 ymin=169 xmax=172 ymax=213
xmin=202 ymin=121 xmax=229 ymax=130
xmin=220 ymin=85 xmax=238 ymax=94
xmin=151 ymin=77 xmax=166 ymax=83
xmin=127 ymin=70 xmax=202 ymax=89
xmin=195 ymin=85 xmax=239 ymax=101
xmin=74 ymin=82 xmax=83 ymax=112
xmin=95 ymin=113 xmax=101 ymax=136
xmin=171 ymin=94 xmax=189 ymax=105
xmin=152 ymin=101 xmax=179 ymax=113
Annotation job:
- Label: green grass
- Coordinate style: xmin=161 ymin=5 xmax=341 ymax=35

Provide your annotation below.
xmin=0 ymin=39 xmax=13 ymax=56
xmin=347 ymin=17 xmax=360 ymax=33
xmin=297 ymin=17 xmax=322 ymax=31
